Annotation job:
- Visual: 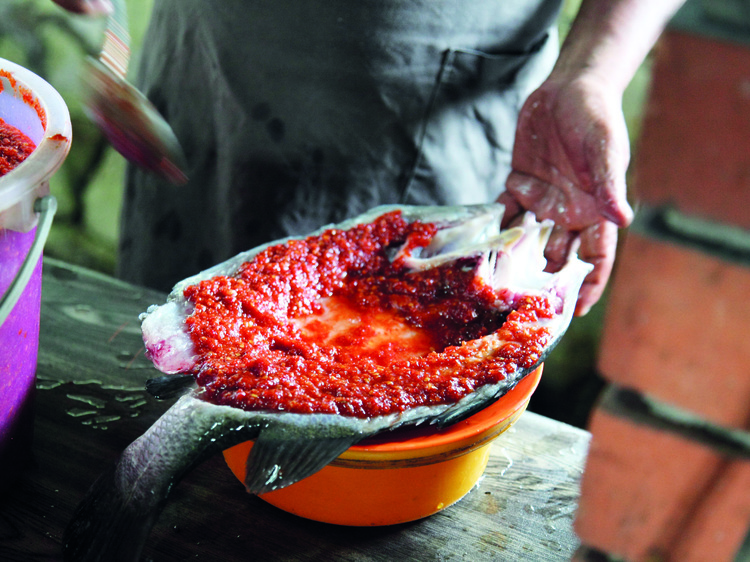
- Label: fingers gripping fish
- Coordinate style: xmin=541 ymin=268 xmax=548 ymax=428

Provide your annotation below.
xmin=63 ymin=204 xmax=592 ymax=561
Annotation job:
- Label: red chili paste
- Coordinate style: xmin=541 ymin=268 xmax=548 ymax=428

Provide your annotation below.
xmin=184 ymin=211 xmax=553 ymax=417
xmin=0 ymin=118 xmax=36 ymax=176
xmin=0 ymin=70 xmax=47 ymax=130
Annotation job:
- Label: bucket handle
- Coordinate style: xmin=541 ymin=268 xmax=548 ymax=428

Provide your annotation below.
xmin=0 ymin=195 xmax=57 ymax=326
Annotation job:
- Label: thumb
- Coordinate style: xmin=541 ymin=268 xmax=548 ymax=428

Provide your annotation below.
xmin=595 ymin=177 xmax=634 ymax=228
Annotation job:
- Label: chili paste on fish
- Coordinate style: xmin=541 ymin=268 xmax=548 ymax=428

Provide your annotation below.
xmin=0 ymin=118 xmax=35 ymax=176
xmin=184 ymin=211 xmax=553 ymax=418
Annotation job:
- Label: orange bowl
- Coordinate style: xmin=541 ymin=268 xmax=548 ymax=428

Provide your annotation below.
xmin=223 ymin=365 xmax=542 ymax=526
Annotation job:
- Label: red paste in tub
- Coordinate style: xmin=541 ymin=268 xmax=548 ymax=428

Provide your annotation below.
xmin=0 ymin=118 xmax=36 ymax=176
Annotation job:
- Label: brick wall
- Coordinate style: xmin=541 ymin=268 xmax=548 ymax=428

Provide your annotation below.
xmin=573 ymin=30 xmax=750 ymax=562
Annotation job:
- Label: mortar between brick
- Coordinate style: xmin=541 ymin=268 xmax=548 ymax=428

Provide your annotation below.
xmin=632 ymin=205 xmax=750 ymax=267
xmin=600 ymin=385 xmax=750 ymax=459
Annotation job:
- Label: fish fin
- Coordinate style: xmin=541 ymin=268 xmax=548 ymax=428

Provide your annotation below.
xmin=244 ymin=421 xmax=362 ymax=494
xmin=145 ymin=374 xmax=196 ymax=399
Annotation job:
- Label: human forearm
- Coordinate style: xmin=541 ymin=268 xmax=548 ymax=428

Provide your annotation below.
xmin=498 ymin=0 xmax=687 ymax=314
xmin=553 ymin=0 xmax=686 ymax=94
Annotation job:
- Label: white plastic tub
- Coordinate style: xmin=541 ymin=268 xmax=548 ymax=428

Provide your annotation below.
xmin=0 ymin=57 xmax=71 ymax=489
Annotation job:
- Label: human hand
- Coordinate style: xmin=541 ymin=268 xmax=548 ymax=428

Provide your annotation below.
xmin=498 ymin=75 xmax=633 ymax=316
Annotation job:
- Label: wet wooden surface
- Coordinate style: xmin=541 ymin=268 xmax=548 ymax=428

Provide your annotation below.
xmin=0 ymin=258 xmax=591 ymax=561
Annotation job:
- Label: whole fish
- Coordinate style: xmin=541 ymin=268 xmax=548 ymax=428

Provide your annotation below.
xmin=63 ymin=204 xmax=592 ymax=561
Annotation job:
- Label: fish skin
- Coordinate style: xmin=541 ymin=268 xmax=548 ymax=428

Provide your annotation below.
xmin=64 ymin=204 xmax=592 ymax=561
xmin=62 ymin=389 xmax=470 ymax=561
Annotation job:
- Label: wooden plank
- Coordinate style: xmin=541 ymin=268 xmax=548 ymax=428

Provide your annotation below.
xmin=0 ymin=258 xmax=589 ymax=561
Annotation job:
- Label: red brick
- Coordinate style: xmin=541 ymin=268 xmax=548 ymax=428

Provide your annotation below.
xmin=575 ymin=407 xmax=725 ymax=561
xmin=633 ymin=30 xmax=750 ymax=230
xmin=672 ymin=458 xmax=750 ymax=562
xmin=597 ymin=232 xmax=750 ymax=430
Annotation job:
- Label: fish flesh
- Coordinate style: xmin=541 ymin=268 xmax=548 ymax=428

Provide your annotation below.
xmin=63 ymin=204 xmax=592 ymax=561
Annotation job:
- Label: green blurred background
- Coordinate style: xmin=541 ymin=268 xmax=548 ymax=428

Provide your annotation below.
xmin=1 ymin=0 xmax=653 ymax=428
xmin=1 ymin=0 xmax=155 ymax=273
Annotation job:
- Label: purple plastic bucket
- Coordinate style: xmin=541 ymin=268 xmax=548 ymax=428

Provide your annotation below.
xmin=0 ymin=58 xmax=71 ymax=488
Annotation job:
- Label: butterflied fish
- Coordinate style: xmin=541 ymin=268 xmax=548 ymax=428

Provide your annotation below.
xmin=63 ymin=204 xmax=592 ymax=561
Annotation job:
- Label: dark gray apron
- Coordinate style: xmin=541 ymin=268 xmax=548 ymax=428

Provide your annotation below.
xmin=118 ymin=0 xmax=562 ymax=291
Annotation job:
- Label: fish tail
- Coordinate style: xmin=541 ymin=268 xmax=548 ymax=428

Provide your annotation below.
xmin=63 ymin=394 xmax=261 ymax=561
xmin=62 ymin=465 xmax=161 ymax=562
